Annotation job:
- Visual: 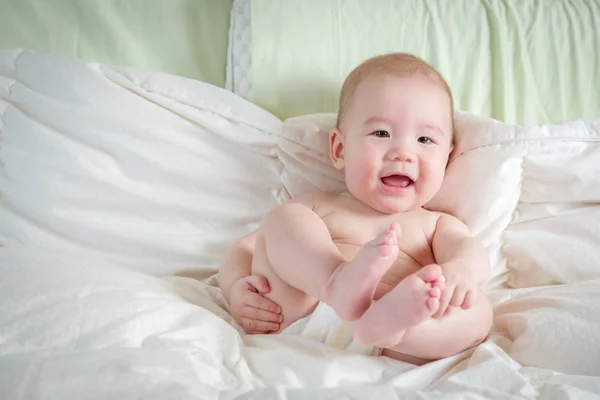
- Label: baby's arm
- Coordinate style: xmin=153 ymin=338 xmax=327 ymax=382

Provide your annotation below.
xmin=431 ymin=214 xmax=490 ymax=317
xmin=218 ymin=231 xmax=282 ymax=333
xmin=218 ymin=231 xmax=257 ymax=299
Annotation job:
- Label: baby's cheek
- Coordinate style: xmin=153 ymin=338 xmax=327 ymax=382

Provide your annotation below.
xmin=349 ymin=158 xmax=375 ymax=184
xmin=419 ymin=166 xmax=444 ymax=197
xmin=431 ymin=167 xmax=447 ymax=193
xmin=344 ymin=165 xmax=364 ymax=192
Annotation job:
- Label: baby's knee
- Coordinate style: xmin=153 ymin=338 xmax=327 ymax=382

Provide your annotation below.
xmin=261 ymin=202 xmax=311 ymax=228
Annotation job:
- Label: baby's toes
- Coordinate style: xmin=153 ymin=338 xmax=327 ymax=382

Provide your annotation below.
xmin=429 ymin=285 xmax=442 ymax=299
xmin=426 ymin=297 xmax=440 ymax=313
xmin=381 ymin=226 xmax=398 ymax=246
xmin=432 ymin=276 xmax=446 ymax=292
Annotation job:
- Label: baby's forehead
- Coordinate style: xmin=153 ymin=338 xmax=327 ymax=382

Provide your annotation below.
xmin=337 ymin=53 xmax=454 ymax=137
xmin=340 ymin=77 xmax=454 ymax=135
xmin=356 ymin=71 xmax=445 ymax=95
xmin=348 ymin=74 xmax=451 ymax=116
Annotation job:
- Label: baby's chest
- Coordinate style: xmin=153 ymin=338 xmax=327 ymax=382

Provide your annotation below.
xmin=323 ymin=210 xmax=436 ymax=292
xmin=323 ymin=210 xmax=431 ymax=257
xmin=324 ymin=212 xmax=393 ymax=244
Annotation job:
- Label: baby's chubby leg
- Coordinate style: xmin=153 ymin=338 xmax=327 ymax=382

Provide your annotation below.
xmin=376 ymin=288 xmax=493 ymax=362
xmin=327 ymin=223 xmax=400 ymax=320
xmin=251 ymin=202 xmax=399 ymax=330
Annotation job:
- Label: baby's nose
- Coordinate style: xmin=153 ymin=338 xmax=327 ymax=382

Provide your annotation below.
xmin=388 ymin=145 xmax=415 ymax=162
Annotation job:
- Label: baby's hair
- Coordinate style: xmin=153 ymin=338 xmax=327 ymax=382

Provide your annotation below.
xmin=336 ymin=53 xmax=454 ymax=129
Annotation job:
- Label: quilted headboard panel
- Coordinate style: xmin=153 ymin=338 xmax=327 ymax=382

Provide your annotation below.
xmin=229 ymin=0 xmax=600 ymax=126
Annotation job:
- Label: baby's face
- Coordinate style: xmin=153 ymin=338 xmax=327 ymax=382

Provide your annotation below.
xmin=333 ymin=74 xmax=453 ymax=214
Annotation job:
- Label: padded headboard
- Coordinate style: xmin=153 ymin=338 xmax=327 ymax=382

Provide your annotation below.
xmin=0 ymin=0 xmax=233 ymax=87
xmin=229 ymin=0 xmax=600 ymax=126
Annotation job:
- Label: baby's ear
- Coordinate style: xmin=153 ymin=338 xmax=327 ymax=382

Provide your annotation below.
xmin=329 ymin=128 xmax=345 ymax=170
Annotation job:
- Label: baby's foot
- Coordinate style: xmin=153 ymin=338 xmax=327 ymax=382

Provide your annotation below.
xmin=325 ymin=224 xmax=400 ymax=321
xmin=354 ymin=264 xmax=444 ymax=347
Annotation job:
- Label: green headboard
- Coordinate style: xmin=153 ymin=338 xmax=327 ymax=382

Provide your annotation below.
xmin=246 ymin=0 xmax=600 ymax=125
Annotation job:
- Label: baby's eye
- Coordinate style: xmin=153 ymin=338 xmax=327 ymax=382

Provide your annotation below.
xmin=373 ymin=130 xmax=390 ymax=138
xmin=417 ymin=136 xmax=434 ymax=144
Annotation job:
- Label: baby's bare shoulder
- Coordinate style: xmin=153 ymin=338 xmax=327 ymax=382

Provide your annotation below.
xmin=417 ymin=209 xmax=471 ymax=239
xmin=413 ymin=208 xmax=454 ymax=237
xmin=288 ymin=191 xmax=344 ymax=211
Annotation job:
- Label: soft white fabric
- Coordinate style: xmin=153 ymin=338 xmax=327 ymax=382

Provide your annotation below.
xmin=0 ymin=49 xmax=283 ymax=277
xmin=492 ymin=280 xmax=600 ymax=376
xmin=1 ymin=247 xmax=600 ymax=399
xmin=281 ymin=301 xmax=380 ymax=356
xmin=2 ymin=50 xmax=600 ymax=398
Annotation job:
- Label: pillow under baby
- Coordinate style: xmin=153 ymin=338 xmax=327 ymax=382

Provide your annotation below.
xmin=278 ymin=113 xmax=600 ymax=289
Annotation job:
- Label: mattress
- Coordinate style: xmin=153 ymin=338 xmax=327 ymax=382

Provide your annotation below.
xmin=229 ymin=0 xmax=600 ymax=126
xmin=2 ymin=49 xmax=600 ymax=398
xmin=0 ymin=0 xmax=233 ymax=87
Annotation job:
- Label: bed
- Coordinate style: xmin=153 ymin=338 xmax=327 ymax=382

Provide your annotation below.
xmin=1 ymin=1 xmax=600 ymax=399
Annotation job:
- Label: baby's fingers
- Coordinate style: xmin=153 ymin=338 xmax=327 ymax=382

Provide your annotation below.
xmin=245 ymin=275 xmax=272 ymax=294
xmin=245 ymin=292 xmax=281 ymax=314
xmin=243 ymin=306 xmax=283 ymax=323
xmin=241 ymin=317 xmax=280 ymax=334
xmin=462 ymin=289 xmax=477 ymax=309
xmin=434 ymin=286 xmax=454 ymax=318
xmin=449 ymin=286 xmax=467 ymax=308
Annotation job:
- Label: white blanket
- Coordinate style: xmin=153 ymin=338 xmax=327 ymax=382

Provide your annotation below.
xmin=1 ymin=49 xmax=600 ymax=399
xmin=0 ymin=48 xmax=283 ymax=277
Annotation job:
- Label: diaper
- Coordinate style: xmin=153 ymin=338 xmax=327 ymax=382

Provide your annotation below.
xmin=281 ymin=302 xmax=381 ymax=356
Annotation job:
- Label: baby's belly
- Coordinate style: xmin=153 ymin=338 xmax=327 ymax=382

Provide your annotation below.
xmin=333 ymin=242 xmax=423 ymax=300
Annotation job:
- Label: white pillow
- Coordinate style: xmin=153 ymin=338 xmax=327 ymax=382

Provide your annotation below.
xmin=0 ymin=49 xmax=284 ymax=276
xmin=279 ymin=113 xmax=600 ymax=289
xmin=499 ymin=120 xmax=600 ymax=287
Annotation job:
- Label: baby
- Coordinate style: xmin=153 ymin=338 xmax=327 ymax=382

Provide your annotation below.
xmin=219 ymin=53 xmax=493 ymax=363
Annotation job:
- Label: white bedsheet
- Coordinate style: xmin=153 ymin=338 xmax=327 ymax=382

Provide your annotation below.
xmin=1 ymin=49 xmax=600 ymax=399
xmin=1 ymin=247 xmax=599 ymax=399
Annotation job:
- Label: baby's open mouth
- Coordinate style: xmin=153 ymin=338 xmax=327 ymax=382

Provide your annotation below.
xmin=381 ymin=174 xmax=414 ymax=188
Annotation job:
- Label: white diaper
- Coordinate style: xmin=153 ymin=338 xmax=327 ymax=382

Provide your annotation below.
xmin=281 ymin=302 xmax=381 ymax=356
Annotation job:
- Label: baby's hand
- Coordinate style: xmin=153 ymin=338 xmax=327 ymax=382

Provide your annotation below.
xmin=434 ymin=261 xmax=479 ymax=318
xmin=228 ymin=275 xmax=283 ymax=333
